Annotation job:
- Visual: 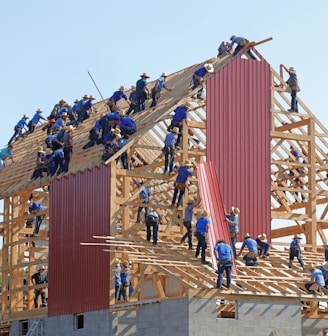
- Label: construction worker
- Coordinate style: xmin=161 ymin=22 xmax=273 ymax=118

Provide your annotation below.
xmin=163 ymin=127 xmax=179 ymax=174
xmin=191 ymin=63 xmax=214 ymax=99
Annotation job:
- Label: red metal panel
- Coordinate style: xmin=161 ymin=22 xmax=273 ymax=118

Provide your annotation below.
xmin=48 ymin=165 xmax=111 ymax=316
xmin=198 ymin=162 xmax=236 ymax=273
xmin=206 ymin=48 xmax=271 ymax=243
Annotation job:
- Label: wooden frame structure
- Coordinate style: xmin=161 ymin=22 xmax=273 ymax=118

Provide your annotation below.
xmin=0 ymin=48 xmax=328 ymax=328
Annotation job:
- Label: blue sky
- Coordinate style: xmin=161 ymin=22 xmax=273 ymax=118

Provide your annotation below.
xmin=1 ymin=0 xmax=327 ymax=149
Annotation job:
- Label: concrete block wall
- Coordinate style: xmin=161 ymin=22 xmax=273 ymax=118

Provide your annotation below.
xmin=10 ymin=298 xmax=327 ymax=335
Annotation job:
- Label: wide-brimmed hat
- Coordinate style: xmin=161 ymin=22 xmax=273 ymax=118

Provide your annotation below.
xmin=45 ymin=148 xmax=53 ymax=155
xmin=65 ymin=125 xmax=75 ymax=132
xmin=23 ymin=114 xmax=29 ymax=119
xmin=258 ymin=233 xmax=267 ymax=242
xmin=119 ymin=85 xmax=126 ymax=91
xmin=131 ymin=85 xmax=136 ymax=90
xmin=161 ymin=72 xmax=168 ymax=77
xmin=88 ymin=95 xmax=96 ymax=100
xmin=293 ymin=234 xmax=302 ymax=239
xmin=119 ymin=110 xmax=126 ymax=117
xmin=172 ymin=127 xmax=179 ymax=134
xmin=38 ymin=265 xmax=46 ymax=271
xmin=244 ymin=233 xmax=251 ymax=239
xmin=74 ymin=98 xmax=79 ymax=103
xmin=113 ymin=128 xmax=121 ymax=135
xmin=183 ymin=159 xmax=193 ymax=167
xmin=322 ymin=262 xmax=328 ymax=271
xmin=230 ymin=35 xmax=236 ymax=40
xmin=36 ymin=108 xmax=43 ymax=113
xmin=61 ymin=112 xmax=68 ymax=117
xmin=82 ymin=94 xmax=89 ymax=99
xmin=36 ymin=146 xmax=44 ymax=152
xmin=187 ymin=196 xmax=194 ymax=204
xmin=231 ymin=206 xmax=240 ymax=215
xmin=201 ymin=210 xmax=210 ymax=218
xmin=289 ymin=66 xmax=295 ymax=71
xmin=204 ymin=63 xmax=214 ymax=73
xmin=140 ymin=72 xmax=150 ymax=78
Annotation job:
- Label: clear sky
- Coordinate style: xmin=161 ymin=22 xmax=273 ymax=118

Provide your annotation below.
xmin=1 ymin=0 xmax=327 ymax=148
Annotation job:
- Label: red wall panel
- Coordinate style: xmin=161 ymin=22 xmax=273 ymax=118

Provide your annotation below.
xmin=48 ymin=165 xmax=111 ymax=316
xmin=207 ymin=48 xmax=271 ymax=243
xmin=198 ymin=162 xmax=236 ymax=273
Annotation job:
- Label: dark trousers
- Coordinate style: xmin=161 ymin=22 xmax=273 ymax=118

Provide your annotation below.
xmin=137 ymin=200 xmax=149 ymax=222
xmin=126 ymin=103 xmax=137 ymax=116
xmin=181 ymin=221 xmax=193 ymax=248
xmin=136 ymin=92 xmax=146 ymax=112
xmin=195 ymin=232 xmax=207 ymax=262
xmin=289 ymin=247 xmax=305 ymax=269
xmin=62 ymin=146 xmax=72 ymax=173
xmin=8 ymin=126 xmax=23 ymax=144
xmin=146 ymin=222 xmax=158 ymax=244
xmin=230 ymin=233 xmax=237 ymax=259
xmin=54 ymin=156 xmax=64 ymax=175
xmin=164 ymin=146 xmax=175 ymax=173
xmin=172 ymin=186 xmax=185 ymax=207
xmin=217 ymin=261 xmax=232 ymax=289
xmin=191 ymin=75 xmax=203 ymax=97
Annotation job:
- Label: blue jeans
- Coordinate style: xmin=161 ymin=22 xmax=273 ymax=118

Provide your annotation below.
xmin=146 ymin=222 xmax=158 ymax=244
xmin=217 ymin=261 xmax=232 ymax=289
xmin=289 ymin=247 xmax=305 ymax=269
xmin=291 ymin=90 xmax=298 ymax=112
xmin=164 ymin=146 xmax=175 ymax=173
xmin=137 ymin=200 xmax=149 ymax=222
xmin=62 ymin=146 xmax=72 ymax=173
xmin=181 ymin=221 xmax=193 ymax=248
xmin=192 ymin=75 xmax=203 ymax=96
xmin=195 ymin=232 xmax=207 ymax=262
xmin=34 ymin=290 xmax=47 ymax=308
xmin=54 ymin=156 xmax=64 ymax=175
xmin=136 ymin=92 xmax=146 ymax=112
xmin=33 ymin=216 xmax=44 ymax=237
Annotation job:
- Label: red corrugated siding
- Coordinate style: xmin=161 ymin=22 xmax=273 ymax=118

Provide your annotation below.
xmin=48 ymin=165 xmax=111 ymax=316
xmin=198 ymin=162 xmax=236 ymax=273
xmin=207 ymin=48 xmax=271 ymax=243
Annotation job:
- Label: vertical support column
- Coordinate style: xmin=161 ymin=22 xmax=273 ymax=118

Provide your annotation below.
xmin=307 ymin=118 xmax=317 ymax=249
xmin=2 ymin=197 xmax=10 ymax=316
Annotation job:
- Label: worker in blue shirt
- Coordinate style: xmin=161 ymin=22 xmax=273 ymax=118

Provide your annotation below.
xmin=150 ymin=72 xmax=172 ymax=108
xmin=238 ymin=233 xmax=258 ymax=266
xmin=228 ymin=35 xmax=256 ymax=60
xmin=214 ymin=239 xmax=233 ymax=289
xmin=133 ymin=178 xmax=150 ymax=223
xmin=28 ymin=201 xmax=45 ymax=239
xmin=217 ymin=41 xmax=230 ymax=58
xmin=191 ymin=63 xmax=214 ymax=99
xmin=0 ymin=144 xmax=14 ymax=171
xmin=171 ymin=160 xmax=194 ymax=207
xmin=108 ymin=86 xmax=130 ymax=112
xmin=226 ymin=206 xmax=240 ymax=259
xmin=168 ymin=103 xmax=192 ymax=146
xmin=195 ymin=210 xmax=211 ymax=264
xmin=256 ymin=233 xmax=270 ymax=259
xmin=119 ymin=261 xmax=131 ymax=301
xmin=289 ymin=234 xmax=305 ymax=270
xmin=145 ymin=208 xmax=161 ymax=245
xmin=115 ymin=260 xmax=122 ymax=301
xmin=181 ymin=196 xmax=201 ymax=249
xmin=119 ymin=111 xmax=137 ymax=139
xmin=305 ymin=265 xmax=325 ymax=295
xmin=8 ymin=114 xmax=29 ymax=144
xmin=27 ymin=109 xmax=47 ymax=134
xmin=136 ymin=73 xmax=150 ymax=112
xmin=83 ymin=118 xmax=102 ymax=149
xmin=163 ymin=127 xmax=179 ymax=174
xmin=126 ymin=85 xmax=137 ymax=115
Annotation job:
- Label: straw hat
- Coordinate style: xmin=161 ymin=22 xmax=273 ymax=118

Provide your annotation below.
xmin=201 ymin=210 xmax=210 ymax=218
xmin=172 ymin=127 xmax=179 ymax=134
xmin=38 ymin=265 xmax=46 ymax=271
xmin=45 ymin=149 xmax=53 ymax=155
xmin=23 ymin=114 xmax=29 ymax=119
xmin=113 ymin=128 xmax=121 ymax=135
xmin=59 ymin=99 xmax=66 ymax=103
xmin=36 ymin=146 xmax=44 ymax=152
xmin=293 ymin=234 xmax=302 ymax=239
xmin=244 ymin=233 xmax=251 ymax=239
xmin=119 ymin=110 xmax=126 ymax=117
xmin=61 ymin=112 xmax=68 ymax=117
xmin=74 ymin=98 xmax=79 ymax=103
xmin=230 ymin=35 xmax=236 ymax=40
xmin=140 ymin=72 xmax=150 ymax=78
xmin=82 ymin=94 xmax=89 ymax=99
xmin=289 ymin=66 xmax=295 ymax=71
xmin=36 ymin=108 xmax=43 ymax=113
xmin=231 ymin=206 xmax=240 ymax=215
xmin=183 ymin=159 xmax=193 ymax=167
xmin=88 ymin=95 xmax=96 ymax=100
xmin=187 ymin=196 xmax=194 ymax=204
xmin=131 ymin=85 xmax=136 ymax=90
xmin=181 ymin=102 xmax=193 ymax=110
xmin=119 ymin=85 xmax=126 ymax=91
xmin=204 ymin=63 xmax=214 ymax=73
xmin=161 ymin=72 xmax=168 ymax=77
xmin=258 ymin=233 xmax=267 ymax=242
xmin=323 ymin=262 xmax=328 ymax=271
xmin=65 ymin=125 xmax=75 ymax=132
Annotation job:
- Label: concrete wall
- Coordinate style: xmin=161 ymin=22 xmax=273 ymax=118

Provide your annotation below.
xmin=9 ymin=298 xmax=327 ymax=336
